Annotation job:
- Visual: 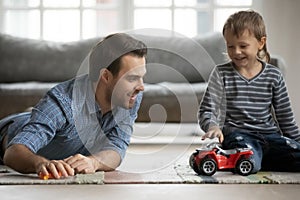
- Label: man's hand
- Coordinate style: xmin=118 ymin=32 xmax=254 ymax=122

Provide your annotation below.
xmin=64 ymin=150 xmax=121 ymax=173
xmin=3 ymin=144 xmax=75 ymax=179
xmin=37 ymin=160 xmax=75 ymax=179
xmin=64 ymin=154 xmax=98 ymax=174
xmin=201 ymin=126 xmax=224 ymax=143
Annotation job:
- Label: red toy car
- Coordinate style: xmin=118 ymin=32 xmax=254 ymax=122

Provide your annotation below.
xmin=189 ymin=142 xmax=254 ymax=176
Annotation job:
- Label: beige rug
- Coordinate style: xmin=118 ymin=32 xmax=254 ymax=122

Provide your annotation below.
xmin=2 ymin=163 xmax=300 ymax=184
xmin=0 ymin=165 xmax=104 ymax=185
xmin=174 ymin=163 xmax=300 ymax=184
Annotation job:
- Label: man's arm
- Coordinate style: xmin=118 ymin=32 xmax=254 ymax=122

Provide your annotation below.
xmin=3 ymin=144 xmax=74 ymax=178
xmin=64 ymin=91 xmax=144 ymax=174
xmin=64 ymin=150 xmax=121 ymax=173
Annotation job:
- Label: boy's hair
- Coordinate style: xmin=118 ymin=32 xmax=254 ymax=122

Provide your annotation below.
xmin=222 ymin=10 xmax=270 ymax=62
xmin=89 ymin=33 xmax=147 ymax=81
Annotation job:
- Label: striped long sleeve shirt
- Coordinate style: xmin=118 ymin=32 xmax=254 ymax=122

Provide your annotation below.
xmin=198 ymin=61 xmax=300 ymax=142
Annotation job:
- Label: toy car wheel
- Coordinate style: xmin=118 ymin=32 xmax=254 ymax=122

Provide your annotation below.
xmin=189 ymin=153 xmax=200 ymax=174
xmin=236 ymin=158 xmax=253 ymax=176
xmin=199 ymin=157 xmax=217 ymax=176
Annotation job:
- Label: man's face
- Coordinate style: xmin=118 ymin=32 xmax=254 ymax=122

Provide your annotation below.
xmin=108 ymin=54 xmax=146 ymax=109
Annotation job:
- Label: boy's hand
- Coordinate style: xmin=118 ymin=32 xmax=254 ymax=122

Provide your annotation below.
xmin=201 ymin=126 xmax=224 ymax=143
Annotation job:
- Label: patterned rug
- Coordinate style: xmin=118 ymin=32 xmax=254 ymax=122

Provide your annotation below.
xmin=1 ymin=163 xmax=300 ymax=184
xmin=174 ymin=163 xmax=300 ymax=184
xmin=0 ymin=165 xmax=104 ymax=185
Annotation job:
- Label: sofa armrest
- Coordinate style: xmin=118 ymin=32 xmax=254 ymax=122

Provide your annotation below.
xmin=270 ymin=55 xmax=287 ymax=76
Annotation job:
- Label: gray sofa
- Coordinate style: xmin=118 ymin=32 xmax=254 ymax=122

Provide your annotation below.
xmin=0 ymin=32 xmax=286 ymax=123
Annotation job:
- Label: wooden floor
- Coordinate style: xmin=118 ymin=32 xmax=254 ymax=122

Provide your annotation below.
xmin=1 ymin=184 xmax=300 ymax=200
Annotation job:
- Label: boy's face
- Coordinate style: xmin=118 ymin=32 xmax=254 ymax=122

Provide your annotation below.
xmin=108 ymin=54 xmax=146 ymax=109
xmin=224 ymin=29 xmax=266 ymax=69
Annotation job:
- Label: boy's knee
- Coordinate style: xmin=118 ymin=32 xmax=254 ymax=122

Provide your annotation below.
xmin=283 ymin=136 xmax=300 ymax=150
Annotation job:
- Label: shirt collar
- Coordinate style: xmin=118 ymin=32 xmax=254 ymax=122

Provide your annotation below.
xmin=72 ymin=74 xmax=100 ymax=115
xmin=85 ymin=77 xmax=100 ymax=115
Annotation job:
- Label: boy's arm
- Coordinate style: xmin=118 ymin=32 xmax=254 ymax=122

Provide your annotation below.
xmin=272 ymin=72 xmax=300 ymax=142
xmin=198 ymin=67 xmax=225 ymax=132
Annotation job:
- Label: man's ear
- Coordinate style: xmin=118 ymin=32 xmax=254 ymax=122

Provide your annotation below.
xmin=99 ymin=68 xmax=112 ymax=83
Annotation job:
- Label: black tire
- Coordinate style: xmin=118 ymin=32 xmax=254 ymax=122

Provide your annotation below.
xmin=199 ymin=157 xmax=217 ymax=176
xmin=189 ymin=153 xmax=200 ymax=174
xmin=236 ymin=158 xmax=253 ymax=176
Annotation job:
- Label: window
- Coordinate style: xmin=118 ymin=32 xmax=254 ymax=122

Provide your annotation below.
xmin=133 ymin=0 xmax=253 ymax=37
xmin=0 ymin=0 xmax=120 ymax=41
xmin=0 ymin=0 xmax=254 ymax=41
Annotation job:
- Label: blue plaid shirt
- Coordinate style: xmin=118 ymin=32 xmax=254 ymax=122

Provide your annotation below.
xmin=5 ymin=75 xmax=142 ymax=160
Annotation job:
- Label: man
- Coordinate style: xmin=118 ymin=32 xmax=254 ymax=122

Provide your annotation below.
xmin=0 ymin=33 xmax=147 ymax=179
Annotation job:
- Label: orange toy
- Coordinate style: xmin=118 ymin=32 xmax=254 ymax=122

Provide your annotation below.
xmin=39 ymin=171 xmax=62 ymax=180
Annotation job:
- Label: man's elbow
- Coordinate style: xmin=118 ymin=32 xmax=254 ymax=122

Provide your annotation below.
xmin=3 ymin=145 xmax=14 ymax=165
xmin=3 ymin=145 xmax=18 ymax=170
xmin=100 ymin=158 xmax=121 ymax=172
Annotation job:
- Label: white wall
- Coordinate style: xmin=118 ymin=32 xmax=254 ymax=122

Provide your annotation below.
xmin=255 ymin=0 xmax=300 ymax=122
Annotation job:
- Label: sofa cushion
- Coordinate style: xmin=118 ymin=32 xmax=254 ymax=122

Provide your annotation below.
xmin=193 ymin=32 xmax=228 ymax=66
xmin=135 ymin=32 xmax=227 ymax=84
xmin=0 ymin=33 xmax=98 ymax=83
xmin=0 ymin=82 xmax=57 ymax=95
xmin=0 ymin=32 xmax=227 ymax=84
xmin=138 ymin=82 xmax=207 ymax=122
xmin=0 ymin=82 xmax=58 ymax=118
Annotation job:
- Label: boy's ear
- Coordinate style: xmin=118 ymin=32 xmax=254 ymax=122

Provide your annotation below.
xmin=259 ymin=36 xmax=267 ymax=50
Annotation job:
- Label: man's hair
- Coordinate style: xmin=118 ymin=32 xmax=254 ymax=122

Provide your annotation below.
xmin=89 ymin=33 xmax=147 ymax=81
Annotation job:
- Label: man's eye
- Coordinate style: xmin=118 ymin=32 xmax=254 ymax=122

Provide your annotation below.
xmin=128 ymin=76 xmax=138 ymax=82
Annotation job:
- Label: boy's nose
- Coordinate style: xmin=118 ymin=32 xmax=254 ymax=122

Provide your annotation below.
xmin=234 ymin=47 xmax=242 ymax=54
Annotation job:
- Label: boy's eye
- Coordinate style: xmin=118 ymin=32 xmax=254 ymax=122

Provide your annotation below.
xmin=240 ymin=44 xmax=249 ymax=48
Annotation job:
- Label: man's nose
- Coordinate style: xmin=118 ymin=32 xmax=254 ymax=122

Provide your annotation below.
xmin=136 ymin=79 xmax=144 ymax=91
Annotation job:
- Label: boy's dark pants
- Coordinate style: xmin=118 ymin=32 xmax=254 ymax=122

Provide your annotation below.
xmin=223 ymin=131 xmax=300 ymax=173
